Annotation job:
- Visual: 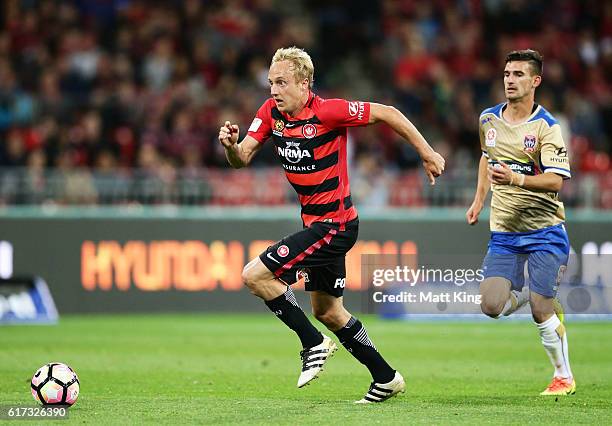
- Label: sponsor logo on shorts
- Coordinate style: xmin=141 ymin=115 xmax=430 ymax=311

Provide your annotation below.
xmin=302 ymin=123 xmax=317 ymax=139
xmin=296 ymin=268 xmax=310 ymax=283
xmin=334 ymin=278 xmax=346 ymax=288
xmin=277 ymin=245 xmax=290 ymax=258
xmin=266 ymin=252 xmax=280 ymax=264
xmin=556 ymin=265 xmax=567 ymax=285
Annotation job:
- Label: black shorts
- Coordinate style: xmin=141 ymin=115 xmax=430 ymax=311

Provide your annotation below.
xmin=259 ymin=219 xmax=359 ymax=297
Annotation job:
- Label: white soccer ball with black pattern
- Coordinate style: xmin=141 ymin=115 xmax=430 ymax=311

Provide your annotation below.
xmin=31 ymin=362 xmax=80 ymax=406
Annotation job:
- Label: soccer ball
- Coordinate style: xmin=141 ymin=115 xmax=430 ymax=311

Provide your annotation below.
xmin=31 ymin=362 xmax=80 ymax=406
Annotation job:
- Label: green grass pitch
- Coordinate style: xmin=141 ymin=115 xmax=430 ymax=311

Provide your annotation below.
xmin=1 ymin=314 xmax=611 ymax=424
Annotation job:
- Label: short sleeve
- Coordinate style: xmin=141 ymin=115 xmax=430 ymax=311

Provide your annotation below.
xmin=539 ymin=124 xmax=571 ymax=179
xmin=479 ymin=120 xmax=488 ymax=158
xmin=316 ymin=98 xmax=371 ymax=128
xmin=247 ymin=99 xmax=273 ymax=144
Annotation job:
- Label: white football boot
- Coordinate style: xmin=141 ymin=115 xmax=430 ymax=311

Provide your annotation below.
xmin=355 ymin=371 xmax=406 ymax=403
xmin=297 ymin=334 xmax=337 ymax=388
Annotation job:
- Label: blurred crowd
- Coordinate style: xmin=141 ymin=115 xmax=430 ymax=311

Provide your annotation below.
xmin=0 ymin=0 xmax=610 ymax=207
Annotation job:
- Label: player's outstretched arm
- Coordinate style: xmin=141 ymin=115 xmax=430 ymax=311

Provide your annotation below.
xmin=466 ymin=155 xmax=490 ymax=225
xmin=368 ymin=103 xmax=445 ymax=185
xmin=218 ymin=121 xmax=262 ymax=169
xmin=488 ymin=161 xmax=563 ymax=193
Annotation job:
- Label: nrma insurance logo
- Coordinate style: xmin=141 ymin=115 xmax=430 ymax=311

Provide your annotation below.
xmin=0 ymin=241 xmax=12 ymax=279
xmin=277 ymin=141 xmax=311 ymax=164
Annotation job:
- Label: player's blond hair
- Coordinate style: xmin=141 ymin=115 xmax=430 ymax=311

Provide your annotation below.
xmin=271 ymin=47 xmax=314 ymax=88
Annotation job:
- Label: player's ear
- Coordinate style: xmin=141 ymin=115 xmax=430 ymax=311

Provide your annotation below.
xmin=532 ymin=75 xmax=542 ymax=89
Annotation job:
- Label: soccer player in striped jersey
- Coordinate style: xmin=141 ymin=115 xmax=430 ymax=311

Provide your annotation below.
xmin=218 ymin=46 xmax=445 ymax=403
xmin=466 ymin=50 xmax=575 ymax=396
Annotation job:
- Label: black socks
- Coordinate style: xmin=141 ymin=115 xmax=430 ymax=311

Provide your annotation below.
xmin=265 ymin=287 xmax=323 ymax=349
xmin=334 ymin=317 xmax=395 ymax=383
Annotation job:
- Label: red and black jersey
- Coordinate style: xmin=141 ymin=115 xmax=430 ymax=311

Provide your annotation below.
xmin=248 ymin=92 xmax=370 ymax=227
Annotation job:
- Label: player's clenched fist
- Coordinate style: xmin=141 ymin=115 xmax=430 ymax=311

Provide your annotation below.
xmin=218 ymin=121 xmax=239 ymax=148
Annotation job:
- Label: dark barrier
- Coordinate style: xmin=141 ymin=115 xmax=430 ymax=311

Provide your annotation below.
xmin=0 ymin=207 xmax=610 ymax=313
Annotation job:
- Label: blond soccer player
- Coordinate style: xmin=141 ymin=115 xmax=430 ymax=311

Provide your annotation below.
xmin=220 ymin=46 xmax=445 ymax=403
